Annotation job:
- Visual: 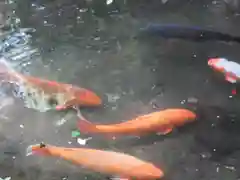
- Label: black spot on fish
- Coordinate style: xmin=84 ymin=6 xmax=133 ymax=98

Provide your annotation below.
xmin=40 ymin=142 xmax=46 ymax=148
xmin=48 ymin=97 xmax=58 ymax=106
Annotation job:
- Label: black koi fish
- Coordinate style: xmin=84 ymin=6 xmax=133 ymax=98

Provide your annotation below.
xmin=138 ymin=24 xmax=240 ymax=43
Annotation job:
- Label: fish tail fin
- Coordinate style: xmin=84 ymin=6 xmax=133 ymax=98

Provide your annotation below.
xmin=232 ymin=36 xmax=240 ymax=44
xmin=77 ymin=118 xmax=98 ymax=134
xmin=0 ymin=58 xmax=11 ymax=75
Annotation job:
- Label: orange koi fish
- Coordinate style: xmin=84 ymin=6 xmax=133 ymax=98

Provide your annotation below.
xmin=78 ymin=108 xmax=196 ymax=138
xmin=0 ymin=60 xmax=102 ymax=110
xmin=26 ymin=143 xmax=164 ymax=180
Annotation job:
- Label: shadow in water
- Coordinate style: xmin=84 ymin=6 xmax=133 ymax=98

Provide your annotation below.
xmin=192 ymin=104 xmax=240 ymax=161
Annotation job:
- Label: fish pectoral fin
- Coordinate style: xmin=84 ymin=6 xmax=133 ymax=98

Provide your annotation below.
xmin=55 ymin=104 xmax=68 ymax=111
xmin=55 ymin=99 xmax=75 ymax=111
xmin=225 ymin=74 xmax=237 ymax=83
xmin=156 ymin=125 xmax=173 ymax=135
xmin=111 ymin=176 xmax=129 ymax=180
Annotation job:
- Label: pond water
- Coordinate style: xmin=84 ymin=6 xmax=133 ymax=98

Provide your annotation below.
xmin=1 ymin=0 xmax=240 ymax=180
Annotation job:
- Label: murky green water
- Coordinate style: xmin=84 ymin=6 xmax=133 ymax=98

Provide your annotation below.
xmin=1 ymin=0 xmax=240 ymax=180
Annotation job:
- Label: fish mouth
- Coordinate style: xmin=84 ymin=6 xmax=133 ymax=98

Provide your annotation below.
xmin=208 ymin=58 xmax=219 ymax=66
xmin=25 ymin=143 xmax=46 ymax=156
xmin=26 ymin=145 xmax=34 ymax=156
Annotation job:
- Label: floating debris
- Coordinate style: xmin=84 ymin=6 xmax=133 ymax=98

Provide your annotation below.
xmin=187 ymin=97 xmax=198 ymax=104
xmin=71 ymin=130 xmax=81 ymax=138
xmin=55 ymin=118 xmax=67 ymax=126
xmin=180 ymin=100 xmax=186 ymax=104
xmin=106 ymin=93 xmax=120 ymax=103
xmin=77 ymin=137 xmax=92 ymax=145
xmin=200 ymin=152 xmax=211 ymax=159
xmin=106 ymin=0 xmax=113 ymax=5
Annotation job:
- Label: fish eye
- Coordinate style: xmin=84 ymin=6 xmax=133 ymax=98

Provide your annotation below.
xmin=40 ymin=142 xmax=46 ymax=148
xmin=48 ymin=97 xmax=58 ymax=106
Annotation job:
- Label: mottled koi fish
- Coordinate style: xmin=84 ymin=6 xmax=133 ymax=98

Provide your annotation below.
xmin=139 ymin=24 xmax=240 ymax=43
xmin=0 ymin=60 xmax=102 ymax=111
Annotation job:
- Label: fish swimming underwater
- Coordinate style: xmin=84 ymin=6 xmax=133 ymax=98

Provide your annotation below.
xmin=26 ymin=143 xmax=164 ymax=180
xmin=78 ymin=108 xmax=196 ymax=138
xmin=0 ymin=60 xmax=102 ymax=111
xmin=139 ymin=24 xmax=240 ymax=43
xmin=208 ymin=57 xmax=240 ymax=84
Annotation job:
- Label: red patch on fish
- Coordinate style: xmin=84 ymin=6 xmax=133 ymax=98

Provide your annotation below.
xmin=47 ymin=81 xmax=60 ymax=87
xmin=232 ymin=89 xmax=237 ymax=95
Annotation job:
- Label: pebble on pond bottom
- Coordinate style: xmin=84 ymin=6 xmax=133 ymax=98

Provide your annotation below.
xmin=0 ymin=177 xmax=11 ymax=180
xmin=77 ymin=137 xmax=92 ymax=145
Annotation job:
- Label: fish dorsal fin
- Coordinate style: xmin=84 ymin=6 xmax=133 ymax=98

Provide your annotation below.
xmin=225 ymin=74 xmax=237 ymax=83
xmin=111 ymin=176 xmax=129 ymax=180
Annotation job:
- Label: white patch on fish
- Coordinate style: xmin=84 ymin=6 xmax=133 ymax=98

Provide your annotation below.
xmin=215 ymin=58 xmax=240 ymax=77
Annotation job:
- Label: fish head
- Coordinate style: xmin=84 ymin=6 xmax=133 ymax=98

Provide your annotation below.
xmin=208 ymin=58 xmax=228 ymax=73
xmin=144 ymin=165 xmax=164 ymax=179
xmin=170 ymin=109 xmax=197 ymax=126
xmin=131 ymin=163 xmax=164 ymax=179
xmin=26 ymin=142 xmax=49 ymax=156
xmin=75 ymin=88 xmax=102 ymax=106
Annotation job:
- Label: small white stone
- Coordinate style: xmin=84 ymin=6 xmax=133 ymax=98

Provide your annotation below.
xmin=106 ymin=0 xmax=113 ymax=5
xmin=77 ymin=137 xmax=92 ymax=145
xmin=55 ymin=118 xmax=67 ymax=126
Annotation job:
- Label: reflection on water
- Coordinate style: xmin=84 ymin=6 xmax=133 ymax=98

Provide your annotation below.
xmin=1 ymin=0 xmax=240 ymax=180
xmin=0 ymin=30 xmax=56 ymax=112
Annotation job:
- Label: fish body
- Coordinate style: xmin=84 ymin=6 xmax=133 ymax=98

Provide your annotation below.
xmin=208 ymin=58 xmax=240 ymax=83
xmin=0 ymin=60 xmax=102 ymax=110
xmin=78 ymin=108 xmax=196 ymax=137
xmin=139 ymin=24 xmax=240 ymax=43
xmin=26 ymin=143 xmax=164 ymax=180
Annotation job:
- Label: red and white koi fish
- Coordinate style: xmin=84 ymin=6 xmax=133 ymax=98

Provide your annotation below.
xmin=208 ymin=57 xmax=240 ymax=83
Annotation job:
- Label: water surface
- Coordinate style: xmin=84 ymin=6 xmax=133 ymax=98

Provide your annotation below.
xmin=1 ymin=0 xmax=240 ymax=180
